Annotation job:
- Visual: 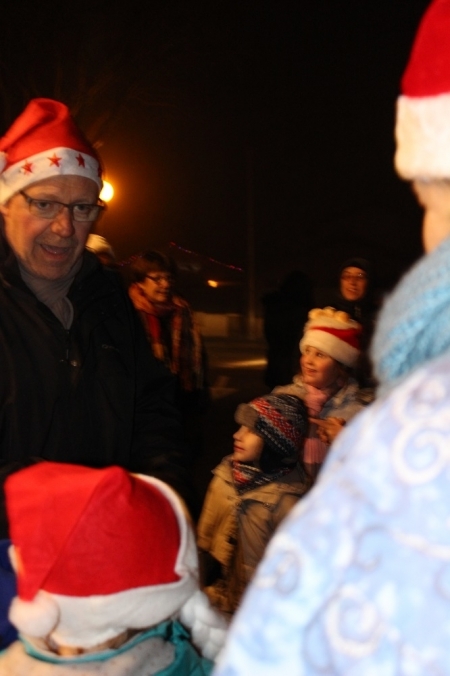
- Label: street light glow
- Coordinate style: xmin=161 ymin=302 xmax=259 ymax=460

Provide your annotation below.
xmin=100 ymin=180 xmax=114 ymax=202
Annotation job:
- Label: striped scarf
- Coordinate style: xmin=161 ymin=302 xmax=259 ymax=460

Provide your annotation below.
xmin=231 ymin=459 xmax=292 ymax=495
xmin=129 ymin=285 xmax=204 ymax=391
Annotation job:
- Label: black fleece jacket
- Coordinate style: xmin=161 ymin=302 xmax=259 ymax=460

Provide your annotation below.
xmin=0 ymin=239 xmax=197 ymax=535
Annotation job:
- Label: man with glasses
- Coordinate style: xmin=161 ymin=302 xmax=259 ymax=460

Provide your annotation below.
xmin=0 ymin=98 xmax=196 ymax=536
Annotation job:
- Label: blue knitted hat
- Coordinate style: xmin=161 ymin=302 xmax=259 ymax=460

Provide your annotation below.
xmin=235 ymin=393 xmax=307 ymax=465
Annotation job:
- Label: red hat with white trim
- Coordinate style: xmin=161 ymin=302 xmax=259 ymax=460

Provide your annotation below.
xmin=300 ymin=307 xmax=362 ymax=368
xmin=395 ymin=0 xmax=450 ymax=179
xmin=0 ymin=98 xmax=103 ymax=204
xmin=5 ymin=463 xmax=227 ymax=659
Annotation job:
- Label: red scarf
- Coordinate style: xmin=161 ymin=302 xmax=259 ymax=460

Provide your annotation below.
xmin=129 ymin=285 xmax=204 ymax=391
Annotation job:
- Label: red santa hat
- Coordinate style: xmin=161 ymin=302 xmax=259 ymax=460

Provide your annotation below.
xmin=300 ymin=307 xmax=362 ymax=368
xmin=395 ymin=0 xmax=450 ymax=179
xmin=5 ymin=463 xmax=227 ymax=659
xmin=0 ymin=98 xmax=103 ymax=204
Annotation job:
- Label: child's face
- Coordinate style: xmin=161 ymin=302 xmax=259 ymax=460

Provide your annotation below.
xmin=233 ymin=425 xmax=264 ymax=463
xmin=301 ymin=345 xmax=342 ymax=390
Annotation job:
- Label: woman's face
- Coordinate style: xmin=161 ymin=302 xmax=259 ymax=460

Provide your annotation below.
xmin=138 ymin=269 xmax=173 ymax=304
xmin=301 ymin=345 xmax=342 ymax=390
xmin=340 ymin=266 xmax=368 ymax=302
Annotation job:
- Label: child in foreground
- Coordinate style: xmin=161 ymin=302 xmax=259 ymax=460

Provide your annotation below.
xmin=197 ymin=393 xmax=310 ymax=615
xmin=0 ymin=462 xmax=227 ymax=675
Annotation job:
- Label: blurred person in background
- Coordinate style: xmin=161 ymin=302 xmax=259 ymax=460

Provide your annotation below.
xmin=85 ymin=232 xmax=117 ymax=268
xmin=122 ymin=250 xmax=210 ymax=466
xmin=329 ymin=257 xmax=378 ymax=389
xmin=262 ymin=270 xmax=313 ymax=389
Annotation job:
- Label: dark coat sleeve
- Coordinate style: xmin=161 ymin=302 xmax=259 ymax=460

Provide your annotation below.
xmin=126 ymin=305 xmax=200 ymax=519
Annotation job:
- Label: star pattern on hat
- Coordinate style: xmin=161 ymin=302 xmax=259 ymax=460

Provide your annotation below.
xmin=76 ymin=153 xmax=85 ymax=167
xmin=48 ymin=153 xmax=62 ymax=167
xmin=21 ymin=161 xmax=33 ymax=174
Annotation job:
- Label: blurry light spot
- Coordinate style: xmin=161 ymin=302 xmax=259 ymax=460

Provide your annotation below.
xmin=100 ymin=180 xmax=114 ymax=202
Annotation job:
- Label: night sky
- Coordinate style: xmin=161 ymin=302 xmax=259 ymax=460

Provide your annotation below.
xmin=0 ymin=0 xmax=432 ymax=311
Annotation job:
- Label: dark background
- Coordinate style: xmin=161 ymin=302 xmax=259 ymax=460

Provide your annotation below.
xmin=0 ymin=0 xmax=431 ymax=313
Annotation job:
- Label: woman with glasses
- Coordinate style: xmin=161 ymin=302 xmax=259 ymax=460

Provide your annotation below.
xmin=329 ymin=257 xmax=379 ymax=390
xmin=122 ymin=251 xmax=210 ymax=477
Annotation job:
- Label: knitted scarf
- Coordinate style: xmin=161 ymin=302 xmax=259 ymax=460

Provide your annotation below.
xmin=231 ymin=459 xmax=292 ymax=496
xmin=371 ymin=235 xmax=450 ymax=395
xmin=129 ymin=285 xmax=204 ymax=391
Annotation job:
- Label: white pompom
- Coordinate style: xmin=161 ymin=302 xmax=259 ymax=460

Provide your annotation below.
xmin=179 ymin=589 xmax=229 ymax=660
xmin=9 ymin=591 xmax=60 ymax=637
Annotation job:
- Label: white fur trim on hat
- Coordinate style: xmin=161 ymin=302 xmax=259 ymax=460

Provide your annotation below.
xmin=9 ymin=591 xmax=59 ymax=638
xmin=0 ymin=147 xmax=102 ymax=205
xmin=395 ymin=93 xmax=450 ymax=179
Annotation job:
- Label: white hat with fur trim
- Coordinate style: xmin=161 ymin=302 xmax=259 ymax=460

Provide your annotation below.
xmin=395 ymin=0 xmax=450 ymax=180
xmin=300 ymin=307 xmax=362 ymax=368
xmin=5 ymin=463 xmax=227 ymax=660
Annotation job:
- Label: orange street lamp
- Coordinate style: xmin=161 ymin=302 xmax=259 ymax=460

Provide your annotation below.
xmin=100 ymin=180 xmax=114 ymax=202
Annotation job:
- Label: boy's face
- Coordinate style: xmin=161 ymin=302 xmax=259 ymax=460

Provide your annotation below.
xmin=233 ymin=425 xmax=264 ymax=463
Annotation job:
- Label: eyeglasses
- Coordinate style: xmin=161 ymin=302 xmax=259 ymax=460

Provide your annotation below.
xmin=20 ymin=190 xmax=105 ymax=223
xmin=146 ymin=274 xmax=173 ymax=285
xmin=341 ymin=272 xmax=367 ymax=282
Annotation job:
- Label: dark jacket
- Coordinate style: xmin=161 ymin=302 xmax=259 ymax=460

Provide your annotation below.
xmin=0 ymin=239 xmax=196 ymax=535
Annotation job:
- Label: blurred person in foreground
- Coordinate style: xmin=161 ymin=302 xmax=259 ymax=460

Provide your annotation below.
xmin=122 ymin=251 xmax=210 ymax=462
xmin=197 ymin=393 xmax=310 ymax=617
xmin=0 ymin=462 xmax=227 ymax=674
xmin=0 ymin=98 xmax=196 ymax=536
xmin=213 ymin=1 xmax=450 ymax=674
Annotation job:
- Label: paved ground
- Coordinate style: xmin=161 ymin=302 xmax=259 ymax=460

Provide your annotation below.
xmin=193 ymin=337 xmax=270 ymax=504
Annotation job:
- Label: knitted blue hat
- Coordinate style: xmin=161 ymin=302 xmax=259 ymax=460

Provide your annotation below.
xmin=235 ymin=393 xmax=307 ymax=465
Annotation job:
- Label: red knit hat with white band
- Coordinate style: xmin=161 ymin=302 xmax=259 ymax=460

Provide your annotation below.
xmin=395 ymin=0 xmax=450 ymax=179
xmin=0 ymin=98 xmax=103 ymax=205
xmin=5 ymin=463 xmax=227 ymax=659
xmin=300 ymin=307 xmax=362 ymax=368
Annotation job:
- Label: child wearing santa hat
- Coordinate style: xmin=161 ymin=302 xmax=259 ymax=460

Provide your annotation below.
xmin=197 ymin=392 xmax=310 ymax=616
xmin=274 ymin=306 xmax=371 ymax=480
xmin=0 ymin=462 xmax=228 ymax=675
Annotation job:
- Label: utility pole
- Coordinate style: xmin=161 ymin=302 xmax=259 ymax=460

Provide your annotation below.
xmin=245 ymin=145 xmax=257 ymax=339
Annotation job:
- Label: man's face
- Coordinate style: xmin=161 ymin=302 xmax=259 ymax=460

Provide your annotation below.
xmin=0 ymin=175 xmax=99 ymax=280
xmin=340 ymin=266 xmax=368 ymax=302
